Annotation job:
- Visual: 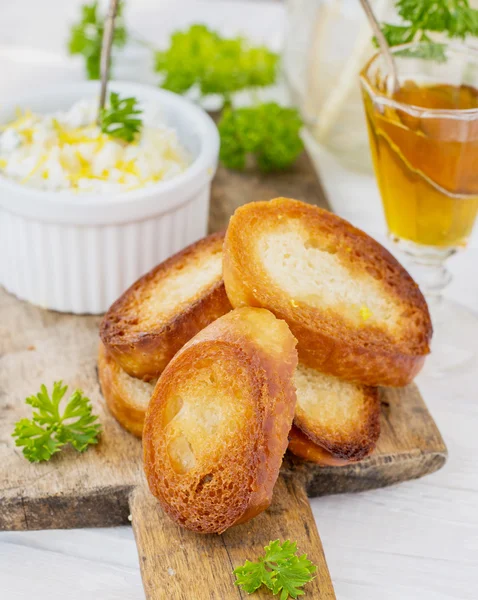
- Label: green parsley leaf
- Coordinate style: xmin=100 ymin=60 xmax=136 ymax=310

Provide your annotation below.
xmin=379 ymin=0 xmax=478 ymax=55
xmin=68 ymin=1 xmax=127 ymax=80
xmin=12 ymin=418 xmax=64 ymax=462
xmin=100 ymin=91 xmax=143 ymax=143
xmin=233 ymin=559 xmax=274 ymax=594
xmin=263 ymin=540 xmax=301 ymax=563
xmin=395 ymin=38 xmax=448 ymax=61
xmin=12 ymin=381 xmax=101 ymax=462
xmin=271 ymin=554 xmax=317 ymax=600
xmin=234 ymin=540 xmax=316 ymax=600
xmin=154 ymin=24 xmax=278 ymax=102
xmin=218 ymin=103 xmax=303 ymax=173
xmin=379 ymin=23 xmax=416 ymax=46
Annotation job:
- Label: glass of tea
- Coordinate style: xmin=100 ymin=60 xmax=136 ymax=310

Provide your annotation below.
xmin=360 ymin=42 xmax=478 ymax=372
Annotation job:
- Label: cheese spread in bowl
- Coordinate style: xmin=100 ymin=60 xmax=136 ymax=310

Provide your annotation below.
xmin=0 ymin=99 xmax=189 ymax=193
xmin=0 ymin=81 xmax=219 ymax=314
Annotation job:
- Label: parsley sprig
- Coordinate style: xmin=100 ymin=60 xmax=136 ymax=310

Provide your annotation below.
xmin=381 ymin=0 xmax=478 ymax=52
xmin=100 ymin=91 xmax=143 ymax=142
xmin=157 ymin=25 xmax=301 ymax=172
xmin=218 ymin=103 xmax=303 ymax=173
xmin=68 ymin=0 xmax=127 ymax=79
xmin=234 ymin=540 xmax=316 ymax=599
xmin=12 ymin=381 xmax=101 ymax=462
xmin=154 ymin=24 xmax=278 ymax=103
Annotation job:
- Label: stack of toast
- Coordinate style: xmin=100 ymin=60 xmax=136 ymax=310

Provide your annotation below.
xmin=99 ymin=198 xmax=432 ymax=533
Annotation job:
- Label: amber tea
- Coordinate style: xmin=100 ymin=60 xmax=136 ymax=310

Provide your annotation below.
xmin=363 ymin=80 xmax=478 ymax=248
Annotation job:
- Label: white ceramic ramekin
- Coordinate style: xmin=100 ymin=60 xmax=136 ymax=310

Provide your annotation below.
xmin=0 ymin=81 xmax=219 ymax=314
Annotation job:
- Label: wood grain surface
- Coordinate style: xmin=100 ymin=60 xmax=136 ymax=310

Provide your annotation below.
xmin=209 ymin=154 xmax=329 ymax=232
xmin=131 ymin=475 xmax=336 ymax=600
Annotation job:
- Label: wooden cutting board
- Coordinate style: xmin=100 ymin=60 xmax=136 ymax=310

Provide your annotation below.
xmin=0 ymin=154 xmax=447 ymax=599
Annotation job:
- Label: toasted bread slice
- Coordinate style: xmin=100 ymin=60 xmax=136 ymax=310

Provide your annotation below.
xmin=223 ymin=198 xmax=432 ymax=387
xmin=100 ymin=232 xmax=232 ymax=381
xmin=98 ymin=342 xmax=155 ymax=437
xmin=143 ymin=307 xmax=298 ymax=534
xmin=289 ymin=364 xmax=380 ymax=464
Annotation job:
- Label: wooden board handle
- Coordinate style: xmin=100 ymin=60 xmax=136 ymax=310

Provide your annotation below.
xmin=130 ymin=474 xmax=336 ymax=600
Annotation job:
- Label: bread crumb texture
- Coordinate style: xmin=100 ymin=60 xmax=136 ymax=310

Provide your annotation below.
xmin=257 ymin=218 xmax=421 ymax=343
xmin=140 ymin=250 xmax=222 ymax=327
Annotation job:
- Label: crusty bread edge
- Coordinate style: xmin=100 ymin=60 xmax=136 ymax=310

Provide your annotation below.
xmin=98 ymin=342 xmax=149 ymax=438
xmin=288 ymin=426 xmax=354 ymax=466
xmin=293 ymin=385 xmax=381 ymax=462
xmin=100 ymin=232 xmax=232 ymax=381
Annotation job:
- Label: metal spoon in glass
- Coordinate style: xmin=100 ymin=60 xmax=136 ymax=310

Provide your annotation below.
xmin=359 ymin=0 xmax=399 ymax=94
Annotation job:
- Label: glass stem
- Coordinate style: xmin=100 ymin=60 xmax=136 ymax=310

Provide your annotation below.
xmin=408 ymin=257 xmax=452 ymax=303
xmin=393 ymin=237 xmax=456 ymax=308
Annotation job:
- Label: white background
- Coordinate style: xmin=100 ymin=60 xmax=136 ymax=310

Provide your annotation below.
xmin=0 ymin=1 xmax=477 ymax=599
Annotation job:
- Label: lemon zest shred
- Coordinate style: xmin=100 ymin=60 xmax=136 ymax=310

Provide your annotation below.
xmin=360 ymin=305 xmax=372 ymax=321
xmin=115 ymin=159 xmax=140 ymax=178
xmin=1 ymin=118 xmax=34 ymax=135
xmin=163 ymin=147 xmax=180 ymax=162
xmin=75 ymin=151 xmax=90 ymax=169
xmin=21 ymin=128 xmax=35 ymax=144
xmin=53 ymin=120 xmax=97 ymax=146
xmin=1 ymin=109 xmax=35 ymax=132
xmin=147 ymin=170 xmax=165 ymax=183
xmin=22 ymin=153 xmax=48 ymax=183
xmin=59 ymin=154 xmax=71 ymax=173
xmin=141 ymin=171 xmax=164 ymax=186
xmin=95 ymin=135 xmax=108 ymax=153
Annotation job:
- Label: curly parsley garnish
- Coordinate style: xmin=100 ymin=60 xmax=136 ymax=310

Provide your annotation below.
xmin=379 ymin=0 xmax=478 ymax=61
xmin=218 ymin=103 xmax=303 ymax=173
xmin=100 ymin=91 xmax=143 ymax=143
xmin=12 ymin=381 xmax=101 ymax=462
xmin=234 ymin=540 xmax=316 ymax=599
xmin=154 ymin=24 xmax=278 ymax=102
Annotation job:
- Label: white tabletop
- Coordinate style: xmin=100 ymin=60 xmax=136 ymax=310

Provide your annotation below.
xmin=1 ymin=2 xmax=477 ymax=599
